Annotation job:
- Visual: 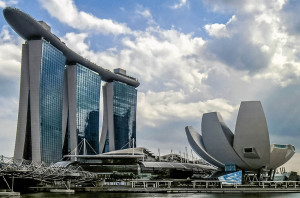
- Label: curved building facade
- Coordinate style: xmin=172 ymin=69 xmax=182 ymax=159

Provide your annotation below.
xmin=233 ymin=101 xmax=271 ymax=169
xmin=185 ymin=101 xmax=295 ymax=172
xmin=4 ymin=7 xmax=139 ymax=163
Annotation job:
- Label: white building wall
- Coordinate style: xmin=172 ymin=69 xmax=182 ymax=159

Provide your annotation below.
xmin=28 ymin=40 xmax=43 ymax=162
xmin=14 ymin=43 xmax=30 ymax=160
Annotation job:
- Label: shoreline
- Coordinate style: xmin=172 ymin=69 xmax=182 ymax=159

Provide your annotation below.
xmin=26 ymin=186 xmax=300 ymax=194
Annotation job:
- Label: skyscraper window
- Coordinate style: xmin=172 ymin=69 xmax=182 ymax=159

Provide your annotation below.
xmin=40 ymin=40 xmax=66 ymax=163
xmin=75 ymin=64 xmax=101 ymax=154
xmin=100 ymin=81 xmax=137 ymax=153
xmin=113 ymin=81 xmax=137 ymax=150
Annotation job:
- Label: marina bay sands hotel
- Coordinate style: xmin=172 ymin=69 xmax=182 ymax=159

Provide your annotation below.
xmin=3 ymin=7 xmax=139 ymax=163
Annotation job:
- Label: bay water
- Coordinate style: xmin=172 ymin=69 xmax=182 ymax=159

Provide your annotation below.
xmin=20 ymin=192 xmax=300 ymax=198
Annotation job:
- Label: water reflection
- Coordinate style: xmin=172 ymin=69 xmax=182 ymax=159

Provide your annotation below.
xmin=21 ymin=192 xmax=300 ymax=198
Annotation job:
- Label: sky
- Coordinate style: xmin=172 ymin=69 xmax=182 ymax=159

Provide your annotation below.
xmin=0 ymin=0 xmax=300 ymax=165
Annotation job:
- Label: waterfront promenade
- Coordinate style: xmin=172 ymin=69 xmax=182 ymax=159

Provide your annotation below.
xmin=25 ymin=180 xmax=300 ymax=194
xmin=2 ymin=155 xmax=300 ymax=194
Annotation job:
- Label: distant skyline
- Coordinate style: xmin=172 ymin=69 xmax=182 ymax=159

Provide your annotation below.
xmin=0 ymin=0 xmax=300 ymax=158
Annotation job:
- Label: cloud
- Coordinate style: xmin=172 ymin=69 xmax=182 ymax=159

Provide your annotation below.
xmin=204 ymin=15 xmax=236 ymax=38
xmin=0 ymin=26 xmax=22 ymax=77
xmin=0 ymin=97 xmax=18 ymax=120
xmin=281 ymin=1 xmax=300 ymax=35
xmin=61 ymin=27 xmax=209 ymax=93
xmin=62 ymin=32 xmax=90 ymax=56
xmin=0 ymin=103 xmax=17 ymax=158
xmin=138 ymin=90 xmax=236 ymax=127
xmin=0 ymin=26 xmax=21 ymax=100
xmin=136 ymin=6 xmax=155 ymax=25
xmin=204 ymin=23 xmax=229 ymax=38
xmin=201 ymin=0 xmax=300 ymax=87
xmin=170 ymin=0 xmax=188 ymax=10
xmin=0 ymin=26 xmax=21 ymax=157
xmin=0 ymin=0 xmax=18 ymax=8
xmin=136 ymin=8 xmax=152 ymax=19
xmin=39 ymin=0 xmax=132 ymax=35
xmin=202 ymin=0 xmax=286 ymax=13
xmin=0 ymin=1 xmax=5 ymax=8
xmin=263 ymin=82 xmax=300 ymax=139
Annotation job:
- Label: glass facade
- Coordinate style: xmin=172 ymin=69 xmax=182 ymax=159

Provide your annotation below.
xmin=225 ymin=164 xmax=236 ymax=172
xmin=76 ymin=64 xmax=101 ymax=155
xmin=39 ymin=40 xmax=66 ymax=163
xmin=274 ymin=144 xmax=287 ymax=149
xmin=15 ymin=37 xmax=139 ymax=162
xmin=113 ymin=81 xmax=137 ymax=150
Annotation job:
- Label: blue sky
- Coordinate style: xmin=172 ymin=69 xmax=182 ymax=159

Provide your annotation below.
xmin=0 ymin=0 xmax=300 ymax=165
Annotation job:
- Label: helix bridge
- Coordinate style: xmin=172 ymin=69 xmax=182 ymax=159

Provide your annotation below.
xmin=0 ymin=155 xmax=100 ymax=191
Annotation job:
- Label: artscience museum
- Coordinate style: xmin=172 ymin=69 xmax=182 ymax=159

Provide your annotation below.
xmin=185 ymin=101 xmax=295 ymax=173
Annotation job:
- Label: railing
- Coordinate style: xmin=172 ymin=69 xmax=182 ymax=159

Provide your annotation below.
xmin=253 ymin=181 xmax=300 ymax=189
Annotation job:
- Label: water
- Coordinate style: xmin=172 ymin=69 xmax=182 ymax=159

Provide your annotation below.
xmin=20 ymin=193 xmax=300 ymax=198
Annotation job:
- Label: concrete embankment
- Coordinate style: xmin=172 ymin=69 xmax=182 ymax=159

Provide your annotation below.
xmin=89 ymin=186 xmax=300 ymax=193
xmin=0 ymin=191 xmax=20 ymax=196
xmin=26 ymin=186 xmax=300 ymax=194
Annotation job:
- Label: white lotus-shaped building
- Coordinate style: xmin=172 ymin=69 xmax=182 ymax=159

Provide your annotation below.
xmin=185 ymin=101 xmax=295 ymax=171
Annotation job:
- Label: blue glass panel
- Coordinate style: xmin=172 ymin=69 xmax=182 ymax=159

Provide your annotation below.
xmin=113 ymin=81 xmax=137 ymax=150
xmin=274 ymin=144 xmax=287 ymax=149
xmin=225 ymin=164 xmax=236 ymax=172
xmin=76 ymin=64 xmax=101 ymax=155
xmin=218 ymin=171 xmax=242 ymax=184
xmin=39 ymin=40 xmax=66 ymax=163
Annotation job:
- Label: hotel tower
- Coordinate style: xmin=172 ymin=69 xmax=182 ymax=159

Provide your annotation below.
xmin=3 ymin=7 xmax=139 ymax=163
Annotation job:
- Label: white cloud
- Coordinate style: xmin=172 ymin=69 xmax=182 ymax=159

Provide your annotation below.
xmin=0 ymin=97 xmax=18 ymax=158
xmin=39 ymin=0 xmax=132 ymax=35
xmin=61 ymin=27 xmax=208 ymax=93
xmin=0 ymin=1 xmax=6 ymax=8
xmin=205 ymin=23 xmax=229 ymax=38
xmin=0 ymin=26 xmax=22 ymax=77
xmin=62 ymin=32 xmax=90 ymax=56
xmin=170 ymin=0 xmax=188 ymax=10
xmin=0 ymin=96 xmax=18 ymax=119
xmin=136 ymin=9 xmax=152 ymax=19
xmin=138 ymin=90 xmax=236 ymax=127
xmin=203 ymin=0 xmax=287 ymax=13
xmin=204 ymin=15 xmax=236 ymax=38
xmin=0 ymin=26 xmax=21 ymax=158
xmin=136 ymin=7 xmax=155 ymax=25
xmin=202 ymin=0 xmax=300 ymax=87
xmin=0 ymin=0 xmax=18 ymax=8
